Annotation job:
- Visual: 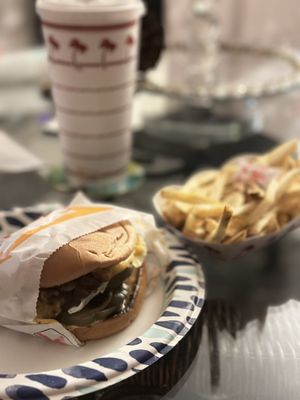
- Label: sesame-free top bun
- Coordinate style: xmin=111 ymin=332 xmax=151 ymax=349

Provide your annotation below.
xmin=40 ymin=220 xmax=137 ymax=288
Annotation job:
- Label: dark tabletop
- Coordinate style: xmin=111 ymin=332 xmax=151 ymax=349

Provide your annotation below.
xmin=1 ymin=98 xmax=300 ymax=400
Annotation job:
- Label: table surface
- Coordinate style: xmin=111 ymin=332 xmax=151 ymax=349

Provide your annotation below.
xmin=1 ymin=85 xmax=300 ymax=400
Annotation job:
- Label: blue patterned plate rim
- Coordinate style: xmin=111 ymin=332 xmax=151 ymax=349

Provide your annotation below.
xmin=0 ymin=207 xmax=205 ymax=400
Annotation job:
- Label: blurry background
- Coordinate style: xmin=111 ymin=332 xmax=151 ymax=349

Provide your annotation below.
xmin=0 ymin=0 xmax=38 ymax=52
xmin=220 ymin=0 xmax=300 ymax=47
xmin=2 ymin=0 xmax=300 ymax=52
xmin=1 ymin=0 xmax=300 ymax=168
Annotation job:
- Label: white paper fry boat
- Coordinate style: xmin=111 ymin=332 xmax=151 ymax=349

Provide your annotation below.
xmin=153 ymin=187 xmax=300 ymax=261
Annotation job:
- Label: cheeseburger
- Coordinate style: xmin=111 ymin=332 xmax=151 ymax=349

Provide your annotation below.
xmin=36 ymin=220 xmax=147 ymax=342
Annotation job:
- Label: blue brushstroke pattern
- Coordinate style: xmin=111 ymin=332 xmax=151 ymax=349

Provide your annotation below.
xmin=63 ymin=366 xmax=107 ymax=382
xmin=166 ymin=277 xmax=192 ymax=292
xmin=93 ymin=357 xmax=127 ymax=372
xmin=6 ymin=385 xmax=49 ymax=400
xmin=127 ymin=338 xmax=142 ymax=346
xmin=176 ymin=253 xmax=195 ymax=260
xmin=174 ymin=285 xmax=198 ymax=291
xmin=161 ymin=310 xmax=180 ymax=317
xmin=168 ymin=300 xmax=194 ymax=310
xmin=24 ymin=212 xmax=42 ymax=220
xmin=129 ymin=350 xmax=159 ymax=365
xmin=179 ymin=327 xmax=190 ymax=336
xmin=186 ymin=317 xmax=197 ymax=325
xmin=150 ymin=342 xmax=173 ymax=355
xmin=6 ymin=217 xmax=25 ymax=228
xmin=191 ymin=296 xmax=205 ymax=307
xmin=26 ymin=374 xmax=67 ymax=389
xmin=155 ymin=320 xmax=185 ymax=334
xmin=167 ymin=260 xmax=195 ymax=273
xmin=168 ymin=246 xmax=185 ymax=251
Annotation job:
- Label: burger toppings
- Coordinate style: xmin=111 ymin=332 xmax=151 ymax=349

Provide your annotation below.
xmin=91 ymin=234 xmax=147 ymax=281
xmin=36 ymin=234 xmax=147 ymax=326
xmin=68 ymin=281 xmax=108 ymax=314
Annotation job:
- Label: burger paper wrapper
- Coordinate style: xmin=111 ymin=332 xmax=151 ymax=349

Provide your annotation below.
xmin=153 ymin=187 xmax=300 ymax=261
xmin=0 ymin=193 xmax=169 ymax=346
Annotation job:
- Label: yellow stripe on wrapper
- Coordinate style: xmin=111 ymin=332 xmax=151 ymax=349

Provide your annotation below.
xmin=0 ymin=206 xmax=111 ymax=265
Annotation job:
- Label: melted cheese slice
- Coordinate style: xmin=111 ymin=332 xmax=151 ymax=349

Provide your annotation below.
xmin=92 ymin=235 xmax=147 ymax=281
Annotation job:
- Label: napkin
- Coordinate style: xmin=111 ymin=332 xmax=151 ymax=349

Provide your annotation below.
xmin=0 ymin=131 xmax=43 ymax=173
xmin=0 ymin=48 xmax=47 ymax=86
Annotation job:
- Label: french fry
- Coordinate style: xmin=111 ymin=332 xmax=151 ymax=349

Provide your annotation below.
xmin=221 ymin=162 xmax=239 ymax=177
xmin=195 ymin=226 xmax=206 ymax=237
xmin=244 ymin=178 xmax=278 ymax=225
xmin=209 ymin=205 xmax=233 ymax=243
xmin=207 ymin=172 xmax=227 ymax=201
xmin=192 ymin=203 xmax=227 ymax=218
xmin=275 ymin=168 xmax=300 ymax=201
xmin=223 ymin=191 xmax=245 ymax=208
xmin=228 ymin=197 xmax=270 ymax=236
xmin=175 ymin=201 xmax=193 ymax=214
xmin=287 ymin=181 xmax=300 ymax=193
xmin=160 ymin=188 xmax=218 ymax=205
xmin=258 ymin=139 xmax=298 ymax=166
xmin=193 ymin=184 xmax=215 ymax=198
xmin=231 ymin=181 xmax=246 ymax=194
xmin=264 ymin=215 xmax=280 ymax=234
xmin=246 ymin=183 xmax=265 ymax=199
xmin=162 ymin=201 xmax=186 ymax=229
xmin=277 ymin=212 xmax=290 ymax=227
xmin=222 ymin=230 xmax=247 ymax=244
xmin=248 ymin=210 xmax=278 ymax=236
xmin=184 ymin=170 xmax=217 ymax=190
xmin=278 ymin=193 xmax=300 ymax=210
xmin=233 ymin=201 xmax=257 ymax=217
xmin=283 ymin=156 xmax=297 ymax=170
xmin=182 ymin=212 xmax=204 ymax=239
xmin=205 ymin=218 xmax=219 ymax=233
xmin=227 ymin=215 xmax=245 ymax=237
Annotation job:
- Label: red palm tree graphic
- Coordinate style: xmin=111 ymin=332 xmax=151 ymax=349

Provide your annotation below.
xmin=69 ymin=38 xmax=88 ymax=68
xmin=100 ymin=38 xmax=117 ymax=68
xmin=125 ymin=35 xmax=135 ymax=58
xmin=48 ymin=35 xmax=60 ymax=51
xmin=48 ymin=35 xmax=60 ymax=59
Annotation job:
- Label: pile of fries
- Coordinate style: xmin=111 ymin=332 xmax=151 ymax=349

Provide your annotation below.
xmin=160 ymin=140 xmax=300 ymax=244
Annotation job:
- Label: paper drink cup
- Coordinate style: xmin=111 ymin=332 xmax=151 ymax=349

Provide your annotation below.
xmin=36 ymin=0 xmax=145 ymax=187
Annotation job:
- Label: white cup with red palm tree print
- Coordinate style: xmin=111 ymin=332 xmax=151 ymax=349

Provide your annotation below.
xmin=36 ymin=0 xmax=145 ymax=187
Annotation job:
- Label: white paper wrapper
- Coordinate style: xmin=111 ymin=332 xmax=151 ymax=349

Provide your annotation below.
xmin=153 ymin=187 xmax=300 ymax=261
xmin=0 ymin=193 xmax=169 ymax=346
xmin=0 ymin=131 xmax=43 ymax=173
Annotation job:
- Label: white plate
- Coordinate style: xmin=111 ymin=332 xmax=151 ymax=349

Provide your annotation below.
xmin=0 ymin=207 xmax=205 ymax=400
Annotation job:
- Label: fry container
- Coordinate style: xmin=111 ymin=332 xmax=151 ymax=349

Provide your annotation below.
xmin=153 ymin=186 xmax=300 ymax=261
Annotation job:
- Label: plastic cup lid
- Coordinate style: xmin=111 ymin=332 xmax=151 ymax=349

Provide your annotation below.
xmin=36 ymin=0 xmax=145 ymax=15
